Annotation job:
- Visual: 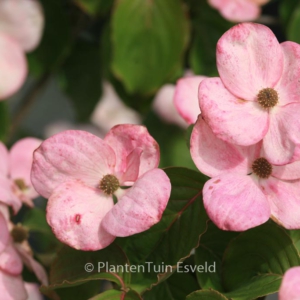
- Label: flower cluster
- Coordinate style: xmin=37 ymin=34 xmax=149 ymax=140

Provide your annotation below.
xmin=0 ymin=0 xmax=44 ymax=99
xmin=175 ymin=22 xmax=300 ymax=231
xmin=0 ymin=138 xmax=47 ymax=300
xmin=31 ymin=125 xmax=171 ymax=251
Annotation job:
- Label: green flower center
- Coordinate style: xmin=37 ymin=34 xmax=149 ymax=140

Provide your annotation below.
xmin=257 ymin=88 xmax=278 ymax=109
xmin=99 ymin=174 xmax=120 ymax=195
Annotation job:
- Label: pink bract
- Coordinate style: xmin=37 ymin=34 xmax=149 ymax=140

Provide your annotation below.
xmin=190 ymin=116 xmax=300 ymax=231
xmin=0 ymin=32 xmax=27 ymax=99
xmin=31 ymin=125 xmax=171 ymax=251
xmin=208 ymin=0 xmax=269 ymax=22
xmin=279 ymin=267 xmax=300 ymax=300
xmin=199 ymin=23 xmax=300 ymax=165
xmin=0 ymin=138 xmax=42 ymax=212
xmin=0 ymin=210 xmax=48 ymax=300
xmin=0 ymin=0 xmax=44 ymax=52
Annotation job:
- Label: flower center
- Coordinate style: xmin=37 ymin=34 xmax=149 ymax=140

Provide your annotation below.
xmin=257 ymin=88 xmax=278 ymax=109
xmin=252 ymin=157 xmax=272 ymax=179
xmin=99 ymin=174 xmax=119 ymax=195
xmin=11 ymin=224 xmax=29 ymax=243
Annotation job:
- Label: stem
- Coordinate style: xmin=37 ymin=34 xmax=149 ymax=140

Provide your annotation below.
xmin=8 ymin=73 xmax=50 ymax=142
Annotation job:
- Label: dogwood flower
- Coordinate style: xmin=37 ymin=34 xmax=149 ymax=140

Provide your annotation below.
xmin=208 ymin=0 xmax=270 ymax=22
xmin=31 ymin=125 xmax=171 ymax=251
xmin=0 ymin=138 xmax=42 ymax=212
xmin=199 ymin=23 xmax=300 ymax=165
xmin=190 ymin=116 xmax=300 ymax=231
xmin=0 ymin=208 xmax=47 ymax=300
xmin=0 ymin=0 xmax=44 ymax=99
xmin=279 ymin=267 xmax=300 ymax=300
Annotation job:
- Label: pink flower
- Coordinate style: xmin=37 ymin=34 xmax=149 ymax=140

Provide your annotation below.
xmin=153 ymin=73 xmax=206 ymax=127
xmin=0 ymin=209 xmax=48 ymax=300
xmin=31 ymin=125 xmax=171 ymax=250
xmin=190 ymin=116 xmax=300 ymax=231
xmin=0 ymin=138 xmax=42 ymax=212
xmin=0 ymin=0 xmax=44 ymax=99
xmin=279 ymin=267 xmax=300 ymax=300
xmin=199 ymin=23 xmax=300 ymax=165
xmin=208 ymin=0 xmax=270 ymax=22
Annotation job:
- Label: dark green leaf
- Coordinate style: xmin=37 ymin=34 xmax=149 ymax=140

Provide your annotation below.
xmin=186 ymin=289 xmax=227 ymax=300
xmin=111 ymin=0 xmax=189 ymax=95
xmin=0 ymin=101 xmax=9 ymax=142
xmin=59 ymin=39 xmax=102 ymax=121
xmin=73 ymin=0 xmax=114 ymax=16
xmin=90 ymin=289 xmax=142 ymax=300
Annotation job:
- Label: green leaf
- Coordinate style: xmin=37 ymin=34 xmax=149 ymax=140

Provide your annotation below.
xmin=41 ymin=244 xmax=130 ymax=297
xmin=186 ymin=289 xmax=228 ymax=300
xmin=27 ymin=0 xmax=71 ymax=76
xmin=111 ymin=0 xmax=189 ymax=95
xmin=286 ymin=2 xmax=300 ymax=43
xmin=59 ymin=39 xmax=102 ymax=121
xmin=90 ymin=289 xmax=142 ymax=300
xmin=188 ymin=0 xmax=231 ymax=76
xmin=117 ymin=167 xmax=208 ymax=293
xmin=73 ymin=0 xmax=114 ymax=16
xmin=279 ymin=0 xmax=300 ymax=28
xmin=221 ymin=222 xmax=300 ymax=299
xmin=143 ymin=271 xmax=199 ymax=300
xmin=0 ymin=101 xmax=9 ymax=142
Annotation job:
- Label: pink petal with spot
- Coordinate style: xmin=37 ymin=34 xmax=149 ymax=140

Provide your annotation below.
xmin=0 ymin=271 xmax=27 ymax=300
xmin=31 ymin=130 xmax=116 ymax=199
xmin=15 ymin=244 xmax=48 ymax=285
xmin=279 ymin=267 xmax=300 ymax=300
xmin=104 ymin=125 xmax=160 ymax=178
xmin=275 ymin=42 xmax=300 ymax=106
xmin=263 ymin=103 xmax=300 ymax=165
xmin=0 ymin=243 xmax=23 ymax=275
xmin=0 ymin=142 xmax=9 ymax=176
xmin=102 ymin=168 xmax=171 ymax=237
xmin=261 ymin=177 xmax=300 ymax=229
xmin=0 ymin=0 xmax=44 ymax=52
xmin=217 ymin=23 xmax=283 ymax=100
xmin=0 ymin=213 xmax=9 ymax=253
xmin=46 ymin=180 xmax=115 ymax=251
xmin=174 ymin=76 xmax=205 ymax=124
xmin=190 ymin=116 xmax=259 ymax=177
xmin=0 ymin=32 xmax=27 ymax=99
xmin=0 ymin=177 xmax=21 ymax=213
xmin=24 ymin=282 xmax=43 ymax=300
xmin=153 ymin=84 xmax=187 ymax=128
xmin=203 ymin=174 xmax=270 ymax=231
xmin=209 ymin=0 xmax=260 ymax=22
xmin=199 ymin=77 xmax=268 ymax=146
xmin=272 ymin=161 xmax=300 ymax=181
xmin=9 ymin=138 xmax=41 ymax=188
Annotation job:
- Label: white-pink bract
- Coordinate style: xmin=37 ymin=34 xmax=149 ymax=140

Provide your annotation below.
xmin=153 ymin=73 xmax=206 ymax=127
xmin=0 ymin=0 xmax=44 ymax=99
xmin=279 ymin=267 xmax=300 ymax=300
xmin=190 ymin=116 xmax=300 ymax=231
xmin=31 ymin=125 xmax=171 ymax=251
xmin=208 ymin=0 xmax=269 ymax=22
xmin=0 ymin=208 xmax=47 ymax=300
xmin=0 ymin=138 xmax=42 ymax=212
xmin=199 ymin=23 xmax=300 ymax=165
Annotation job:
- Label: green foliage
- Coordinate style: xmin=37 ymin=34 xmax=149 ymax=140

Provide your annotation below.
xmin=111 ymin=0 xmax=190 ymax=95
xmin=0 ymin=102 xmax=9 ymax=142
xmin=73 ymin=0 xmax=114 ymax=16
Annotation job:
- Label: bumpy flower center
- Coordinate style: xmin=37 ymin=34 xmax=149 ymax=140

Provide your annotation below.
xmin=252 ymin=157 xmax=272 ymax=178
xmin=257 ymin=88 xmax=278 ymax=109
xmin=11 ymin=224 xmax=29 ymax=243
xmin=99 ymin=174 xmax=120 ymax=195
xmin=14 ymin=178 xmax=28 ymax=191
